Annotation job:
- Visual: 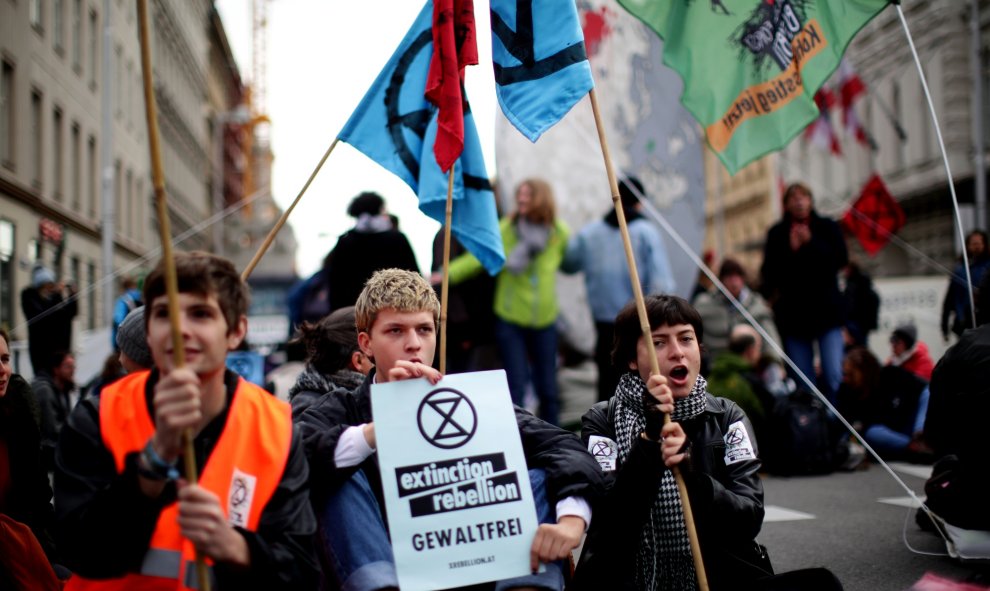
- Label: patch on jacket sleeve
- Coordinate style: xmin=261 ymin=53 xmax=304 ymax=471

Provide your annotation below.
xmin=723 ymin=421 xmax=755 ymax=465
xmin=588 ymin=435 xmax=618 ymax=472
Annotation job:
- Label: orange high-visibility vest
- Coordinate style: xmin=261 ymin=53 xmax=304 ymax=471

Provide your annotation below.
xmin=65 ymin=370 xmax=292 ymax=590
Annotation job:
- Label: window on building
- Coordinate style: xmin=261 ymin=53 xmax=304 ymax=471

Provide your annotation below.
xmin=0 ymin=220 xmax=13 ymax=332
xmin=1 ymin=62 xmax=13 ymax=169
xmin=30 ymin=0 xmax=43 ymax=31
xmin=136 ymin=178 xmax=144 ymax=241
xmin=89 ymin=10 xmax=98 ymax=89
xmin=72 ymin=0 xmax=82 ymax=71
xmin=87 ymin=135 xmax=97 ymax=218
xmin=70 ymin=256 xmax=80 ymax=293
xmin=53 ymin=107 xmax=64 ymax=201
xmin=892 ymin=80 xmax=906 ymax=169
xmin=126 ymin=60 xmax=133 ymax=127
xmin=30 ymin=90 xmax=42 ymax=187
xmin=54 ymin=0 xmax=65 ymax=53
xmin=87 ymin=260 xmax=96 ymax=329
xmin=114 ymin=159 xmax=122 ymax=232
xmin=71 ymin=123 xmax=81 ymax=209
xmin=125 ymin=168 xmax=133 ymax=238
xmin=115 ymin=45 xmax=122 ymax=119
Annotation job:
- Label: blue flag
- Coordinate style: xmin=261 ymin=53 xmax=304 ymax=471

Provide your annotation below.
xmin=490 ymin=0 xmax=594 ymax=142
xmin=339 ymin=1 xmax=505 ymax=275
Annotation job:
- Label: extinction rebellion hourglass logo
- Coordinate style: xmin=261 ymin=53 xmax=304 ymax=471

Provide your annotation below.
xmin=417 ymin=388 xmax=478 ymax=449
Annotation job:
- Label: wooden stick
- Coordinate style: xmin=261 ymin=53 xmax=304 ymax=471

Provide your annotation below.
xmin=438 ymin=167 xmax=456 ymax=374
xmin=588 ymin=88 xmax=709 ymax=591
xmin=241 ymin=138 xmax=339 ymax=281
xmin=136 ymin=2 xmax=209 ymax=589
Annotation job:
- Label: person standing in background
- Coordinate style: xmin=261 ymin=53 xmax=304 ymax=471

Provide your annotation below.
xmin=325 ymin=191 xmax=419 ymax=312
xmin=20 ymin=264 xmax=78 ymax=375
xmin=562 ymin=176 xmax=676 ymax=402
xmin=941 ymin=229 xmax=990 ymax=342
xmin=761 ymin=183 xmax=848 ymax=404
xmin=448 ymin=178 xmax=569 ymax=424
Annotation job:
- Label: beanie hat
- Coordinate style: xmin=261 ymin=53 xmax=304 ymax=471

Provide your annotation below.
xmin=891 ymin=324 xmax=918 ymax=349
xmin=116 ymin=306 xmax=153 ymax=369
xmin=32 ymin=265 xmax=56 ymax=288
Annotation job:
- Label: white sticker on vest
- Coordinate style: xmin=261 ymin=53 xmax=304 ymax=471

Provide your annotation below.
xmin=723 ymin=421 xmax=756 ymax=465
xmin=588 ymin=435 xmax=618 ymax=472
xmin=227 ymin=468 xmax=258 ymax=528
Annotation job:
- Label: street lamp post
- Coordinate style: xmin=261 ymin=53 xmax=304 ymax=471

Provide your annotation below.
xmin=212 ymin=106 xmax=250 ymax=256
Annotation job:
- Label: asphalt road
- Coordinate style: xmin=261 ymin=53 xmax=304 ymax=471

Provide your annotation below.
xmin=759 ymin=462 xmax=987 ymax=590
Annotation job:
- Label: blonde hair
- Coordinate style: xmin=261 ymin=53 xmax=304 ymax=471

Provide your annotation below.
xmin=355 ymin=269 xmax=440 ymax=333
xmin=513 ymin=178 xmax=556 ymax=226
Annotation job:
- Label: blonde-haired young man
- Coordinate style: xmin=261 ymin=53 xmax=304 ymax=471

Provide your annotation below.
xmin=297 ymin=268 xmax=605 ymax=591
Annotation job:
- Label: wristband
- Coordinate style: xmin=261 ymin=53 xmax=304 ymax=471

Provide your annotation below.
xmin=140 ymin=440 xmax=180 ymax=481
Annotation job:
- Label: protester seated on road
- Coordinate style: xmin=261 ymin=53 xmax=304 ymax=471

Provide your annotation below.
xmin=921 ymin=270 xmax=990 ymax=531
xmin=837 ymin=347 xmax=930 ymax=461
xmin=295 ymin=268 xmax=606 ymax=591
xmin=55 ymin=251 xmax=318 ymax=588
xmin=33 ymin=350 xmax=77 ymax=472
xmin=288 ymin=306 xmax=372 ymax=417
xmin=706 ymin=324 xmax=778 ymax=444
xmin=693 ymin=257 xmax=779 ymax=360
xmin=885 ymin=324 xmax=934 ymax=382
xmin=115 ymin=305 xmax=153 ymax=374
xmin=0 ymin=329 xmax=67 ymax=587
xmin=573 ymin=294 xmax=770 ymax=591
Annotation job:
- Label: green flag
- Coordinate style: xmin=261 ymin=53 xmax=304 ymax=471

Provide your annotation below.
xmin=618 ymin=0 xmax=889 ymax=174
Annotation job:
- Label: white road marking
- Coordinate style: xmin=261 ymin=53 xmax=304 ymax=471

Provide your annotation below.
xmin=877 ymin=496 xmax=923 ymax=508
xmin=764 ymin=505 xmax=816 ymax=522
xmin=887 ymin=462 xmax=932 ymax=480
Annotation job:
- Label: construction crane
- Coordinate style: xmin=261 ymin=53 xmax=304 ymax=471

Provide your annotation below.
xmin=242 ymin=0 xmax=272 ymax=210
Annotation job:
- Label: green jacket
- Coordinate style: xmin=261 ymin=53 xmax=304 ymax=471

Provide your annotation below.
xmin=449 ymin=217 xmax=569 ymax=329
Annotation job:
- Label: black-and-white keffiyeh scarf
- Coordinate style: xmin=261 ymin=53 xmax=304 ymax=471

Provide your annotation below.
xmin=614 ymin=372 xmax=709 ymax=591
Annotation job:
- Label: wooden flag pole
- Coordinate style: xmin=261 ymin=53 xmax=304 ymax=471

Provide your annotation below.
xmin=588 ymin=88 xmax=710 ymax=591
xmin=136 ymin=1 xmax=210 ymax=589
xmin=438 ymin=167 xmax=456 ymax=374
xmin=242 ymin=138 xmax=340 ymax=281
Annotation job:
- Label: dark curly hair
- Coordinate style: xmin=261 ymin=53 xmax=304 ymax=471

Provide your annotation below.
xmin=611 ymin=294 xmax=704 ymax=369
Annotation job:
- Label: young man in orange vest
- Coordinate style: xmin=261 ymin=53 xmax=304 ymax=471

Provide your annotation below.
xmin=295 ymin=268 xmax=605 ymax=591
xmin=55 ymin=251 xmax=318 ymax=589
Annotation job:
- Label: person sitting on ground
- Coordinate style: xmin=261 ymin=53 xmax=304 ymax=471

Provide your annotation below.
xmin=707 ymin=324 xmax=778 ymax=443
xmin=116 ymin=305 xmax=154 ymax=374
xmin=0 ymin=329 xmax=66 ymax=587
xmin=886 ymin=324 xmax=934 ymax=382
xmin=288 ymin=306 xmax=372 ymax=417
xmin=921 ymin=270 xmax=990 ymax=531
xmin=55 ymin=251 xmax=318 ymax=588
xmin=573 ymin=294 xmax=769 ymax=590
xmin=33 ymin=350 xmax=77 ymax=473
xmin=693 ymin=258 xmax=779 ymax=360
xmin=837 ymin=347 xmax=929 ymax=461
xmin=295 ymin=268 xmax=606 ymax=591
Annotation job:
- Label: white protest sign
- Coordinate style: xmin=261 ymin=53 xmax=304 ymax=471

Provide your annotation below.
xmin=371 ymin=370 xmax=538 ymax=591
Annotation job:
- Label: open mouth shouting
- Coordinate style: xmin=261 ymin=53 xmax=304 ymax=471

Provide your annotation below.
xmin=668 ymin=365 xmax=690 ymax=386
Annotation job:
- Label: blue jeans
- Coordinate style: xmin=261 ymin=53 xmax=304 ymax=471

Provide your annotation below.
xmin=783 ymin=327 xmax=844 ymax=405
xmin=319 ymin=468 xmax=564 ymax=591
xmin=863 ymin=386 xmax=930 ymax=454
xmin=495 ymin=319 xmax=559 ymax=425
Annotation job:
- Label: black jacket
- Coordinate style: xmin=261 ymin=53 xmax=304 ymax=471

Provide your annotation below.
xmin=760 ymin=211 xmax=848 ymax=338
xmin=0 ymin=374 xmax=58 ymax=562
xmin=32 ymin=373 xmax=73 ymax=471
xmin=325 ymin=228 xmax=419 ymax=312
xmin=20 ymin=286 xmax=77 ymax=373
xmin=294 ymin=370 xmax=607 ymax=518
xmin=54 ymin=370 xmax=318 ymax=589
xmin=573 ymin=395 xmax=766 ymax=591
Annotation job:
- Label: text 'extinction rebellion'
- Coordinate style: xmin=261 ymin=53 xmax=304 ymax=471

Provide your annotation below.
xmin=395 ymin=453 xmax=523 ymax=517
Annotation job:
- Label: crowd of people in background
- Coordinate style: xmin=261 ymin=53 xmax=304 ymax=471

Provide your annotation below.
xmin=1 ymin=178 xmax=987 ymax=591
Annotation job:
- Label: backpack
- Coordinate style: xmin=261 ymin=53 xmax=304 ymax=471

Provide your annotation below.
xmin=763 ymin=389 xmax=835 ymax=475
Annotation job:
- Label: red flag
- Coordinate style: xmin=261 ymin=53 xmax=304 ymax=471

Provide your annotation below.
xmin=804 ymin=89 xmax=842 ymax=156
xmin=842 ymin=174 xmax=906 ymax=256
xmin=425 ymin=0 xmax=478 ymax=172
xmin=837 ymin=59 xmax=873 ymax=150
